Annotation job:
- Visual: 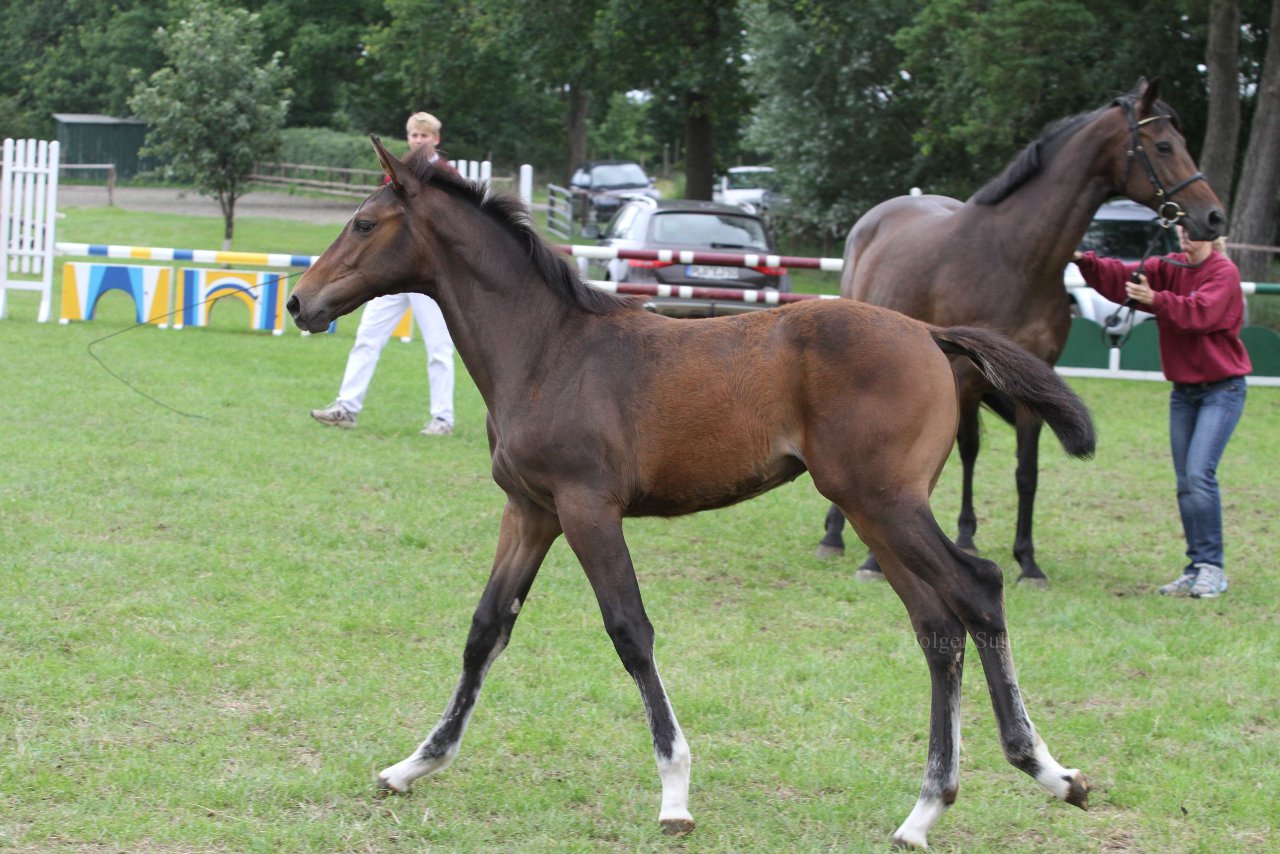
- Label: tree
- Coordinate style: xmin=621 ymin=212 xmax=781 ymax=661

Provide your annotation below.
xmin=1230 ymin=0 xmax=1280 ymax=281
xmin=601 ymin=0 xmax=752 ymax=200
xmin=129 ymin=3 xmax=292 ymax=249
xmin=744 ymin=0 xmax=921 ymax=236
xmin=1200 ymin=0 xmax=1242 ymax=211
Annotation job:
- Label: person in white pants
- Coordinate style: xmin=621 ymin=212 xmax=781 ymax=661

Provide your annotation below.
xmin=311 ymin=292 xmax=455 ymax=434
xmin=310 ymin=111 xmax=457 ymax=436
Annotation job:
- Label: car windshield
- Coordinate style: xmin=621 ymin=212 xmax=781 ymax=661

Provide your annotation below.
xmin=726 ymin=170 xmax=776 ymax=191
xmin=1079 ymin=219 xmax=1176 ymax=260
xmin=650 ymin=212 xmax=770 ymax=250
xmin=591 ymin=163 xmax=649 ymax=189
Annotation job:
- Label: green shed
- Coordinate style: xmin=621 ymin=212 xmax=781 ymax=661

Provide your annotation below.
xmin=53 ymin=114 xmax=153 ymax=179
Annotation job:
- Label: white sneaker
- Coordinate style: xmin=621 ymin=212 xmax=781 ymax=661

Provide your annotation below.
xmin=1157 ymin=569 xmax=1197 ymax=596
xmin=311 ymin=402 xmax=357 ymax=428
xmin=1189 ymin=563 xmax=1228 ymax=599
xmin=420 ymin=417 xmax=454 ymax=436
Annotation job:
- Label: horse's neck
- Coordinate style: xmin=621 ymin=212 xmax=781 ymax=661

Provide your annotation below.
xmin=979 ymin=119 xmax=1122 ymax=276
xmin=427 ymin=215 xmax=578 ymax=408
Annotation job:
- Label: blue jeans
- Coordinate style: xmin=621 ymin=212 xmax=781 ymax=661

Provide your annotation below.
xmin=1169 ymin=376 xmax=1247 ymax=569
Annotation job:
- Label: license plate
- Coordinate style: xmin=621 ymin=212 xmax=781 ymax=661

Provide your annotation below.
xmin=686 ymin=265 xmax=740 ymax=280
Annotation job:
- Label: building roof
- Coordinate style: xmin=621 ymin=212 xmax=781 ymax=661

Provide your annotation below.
xmin=52 ymin=114 xmax=145 ymax=125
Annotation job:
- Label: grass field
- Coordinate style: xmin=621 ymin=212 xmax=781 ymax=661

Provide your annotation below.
xmin=1 ymin=204 xmax=1278 ymax=852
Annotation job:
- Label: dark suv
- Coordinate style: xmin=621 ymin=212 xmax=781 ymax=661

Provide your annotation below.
xmin=569 ymin=160 xmax=660 ymax=227
xmin=594 ymin=197 xmax=791 ymax=316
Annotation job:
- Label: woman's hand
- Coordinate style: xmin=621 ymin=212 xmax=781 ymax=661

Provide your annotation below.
xmin=1125 ymin=273 xmax=1155 ymax=305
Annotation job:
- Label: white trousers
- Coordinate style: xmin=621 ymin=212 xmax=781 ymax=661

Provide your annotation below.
xmin=335 ymin=293 xmax=454 ymax=423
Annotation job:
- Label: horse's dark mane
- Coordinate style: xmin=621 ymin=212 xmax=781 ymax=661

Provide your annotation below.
xmin=401 ymin=147 xmax=634 ymax=315
xmin=971 ymin=89 xmax=1181 ymax=207
xmin=971 ymin=111 xmax=1097 ymax=206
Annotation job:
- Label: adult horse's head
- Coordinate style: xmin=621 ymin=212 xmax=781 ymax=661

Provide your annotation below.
xmin=288 ymin=136 xmax=449 ymax=333
xmin=1109 ymin=77 xmax=1225 ymax=240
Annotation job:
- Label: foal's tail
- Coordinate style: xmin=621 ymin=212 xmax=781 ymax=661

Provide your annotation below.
xmin=931 ymin=326 xmax=1096 ymax=459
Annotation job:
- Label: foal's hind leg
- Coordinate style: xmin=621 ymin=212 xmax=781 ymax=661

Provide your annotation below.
xmin=865 ymin=506 xmax=1088 ymax=815
xmin=869 ymin=555 xmax=966 ymax=849
xmin=378 ymin=496 xmax=561 ymax=794
xmin=557 ymin=496 xmax=694 ymax=836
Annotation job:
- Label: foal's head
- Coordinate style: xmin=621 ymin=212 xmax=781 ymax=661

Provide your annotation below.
xmin=288 ymin=136 xmax=626 ymax=334
xmin=287 ymin=138 xmax=458 ymax=332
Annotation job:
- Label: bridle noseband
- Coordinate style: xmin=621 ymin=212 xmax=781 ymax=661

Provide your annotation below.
xmin=1116 ymin=97 xmax=1205 ymax=228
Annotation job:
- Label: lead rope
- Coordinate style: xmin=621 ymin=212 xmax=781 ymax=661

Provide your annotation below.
xmin=1101 ymin=228 xmax=1198 ymax=349
xmin=86 ymin=267 xmax=310 ymax=420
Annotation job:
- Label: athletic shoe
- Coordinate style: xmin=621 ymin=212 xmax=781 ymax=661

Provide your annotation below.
xmin=1157 ymin=568 xmax=1198 ymax=597
xmin=1189 ymin=563 xmax=1228 ymax=599
xmin=420 ymin=417 xmax=454 ymax=436
xmin=311 ymin=402 xmax=357 ymax=428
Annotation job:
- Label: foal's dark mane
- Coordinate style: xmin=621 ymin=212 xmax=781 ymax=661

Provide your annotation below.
xmin=401 ymin=147 xmax=634 ymax=316
xmin=971 ymin=92 xmax=1181 ymax=207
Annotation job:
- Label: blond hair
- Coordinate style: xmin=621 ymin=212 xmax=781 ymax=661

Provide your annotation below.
xmin=1212 ymin=235 xmax=1228 ymax=253
xmin=406 ymin=111 xmax=442 ymax=135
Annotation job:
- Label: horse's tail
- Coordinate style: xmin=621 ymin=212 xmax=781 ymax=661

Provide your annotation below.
xmin=931 ymin=326 xmax=1096 ymax=459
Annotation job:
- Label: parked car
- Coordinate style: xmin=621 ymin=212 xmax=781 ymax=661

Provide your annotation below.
xmin=569 ymin=160 xmax=660 ymax=231
xmin=1066 ymin=198 xmax=1178 ymax=341
xmin=595 ymin=197 xmax=791 ymax=317
xmin=712 ymin=165 xmax=779 ymax=213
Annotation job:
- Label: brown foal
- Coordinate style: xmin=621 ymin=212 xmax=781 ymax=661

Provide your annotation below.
xmin=286 ymin=138 xmax=1097 ymax=848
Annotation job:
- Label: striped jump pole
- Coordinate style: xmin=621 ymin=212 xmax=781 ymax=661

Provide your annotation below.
xmin=587 ymin=280 xmax=837 ymax=304
xmin=55 ymin=242 xmax=317 ymax=268
xmin=557 ymin=243 xmax=846 ymax=272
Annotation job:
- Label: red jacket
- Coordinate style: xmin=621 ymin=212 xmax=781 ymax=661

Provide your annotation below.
xmin=1075 ymin=250 xmax=1252 ymax=384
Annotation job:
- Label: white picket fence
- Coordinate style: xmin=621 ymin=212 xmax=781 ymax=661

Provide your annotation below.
xmin=1 ymin=138 xmax=60 ymax=322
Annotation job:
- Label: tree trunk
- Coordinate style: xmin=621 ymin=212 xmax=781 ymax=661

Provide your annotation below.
xmin=220 ymin=192 xmax=236 ymax=252
xmin=1201 ymin=0 xmax=1241 ymax=212
xmin=683 ymin=94 xmax=715 ymax=201
xmin=563 ymin=84 xmax=589 ymax=186
xmin=1231 ymin=0 xmax=1280 ymax=282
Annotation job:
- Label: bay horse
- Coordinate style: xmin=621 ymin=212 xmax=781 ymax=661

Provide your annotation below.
xmin=286 ymin=137 xmax=1096 ymax=848
xmin=817 ymin=77 xmax=1226 ymax=585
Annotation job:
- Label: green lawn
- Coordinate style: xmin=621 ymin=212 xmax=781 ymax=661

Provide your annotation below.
xmin=0 ymin=204 xmax=1276 ymax=852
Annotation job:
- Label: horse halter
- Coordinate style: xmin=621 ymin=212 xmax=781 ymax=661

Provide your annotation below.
xmin=1117 ymin=97 xmax=1205 ymax=227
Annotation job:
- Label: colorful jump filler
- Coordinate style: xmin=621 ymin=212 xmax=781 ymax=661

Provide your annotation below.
xmin=60 ymin=262 xmax=173 ymax=326
xmin=175 ymin=268 xmax=286 ymax=334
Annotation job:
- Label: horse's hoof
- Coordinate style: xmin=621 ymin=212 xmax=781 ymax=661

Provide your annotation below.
xmin=854 ymin=567 xmax=886 ymax=582
xmin=890 ymin=832 xmax=926 ymax=849
xmin=1064 ymin=771 xmax=1090 ymax=810
xmin=815 ymin=543 xmax=844 ymax=559
xmin=375 ymin=774 xmax=407 ymax=797
xmin=660 ymin=817 xmax=695 ymax=837
xmin=1016 ymin=575 xmax=1049 ymax=589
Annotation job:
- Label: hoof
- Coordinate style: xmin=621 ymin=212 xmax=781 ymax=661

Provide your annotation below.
xmin=375 ymin=773 xmax=408 ymax=797
xmin=660 ymin=817 xmax=695 ymax=837
xmin=1016 ymin=575 xmax=1049 ymax=589
xmin=815 ymin=543 xmax=844 ymax=559
xmin=1064 ymin=772 xmax=1090 ymax=810
xmin=890 ymin=832 xmax=926 ymax=849
xmin=854 ymin=567 xmax=886 ymax=583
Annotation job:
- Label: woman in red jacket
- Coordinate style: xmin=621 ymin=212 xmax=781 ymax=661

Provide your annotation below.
xmin=1073 ymin=226 xmax=1251 ymax=598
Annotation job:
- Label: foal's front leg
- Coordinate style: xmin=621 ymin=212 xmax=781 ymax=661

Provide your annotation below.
xmin=558 ymin=498 xmax=694 ymax=836
xmin=378 ymin=497 xmax=561 ymax=794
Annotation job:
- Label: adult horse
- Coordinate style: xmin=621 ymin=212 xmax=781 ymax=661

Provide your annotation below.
xmin=287 ymin=138 xmax=1096 ymax=848
xmin=816 ymin=78 xmax=1225 ymax=586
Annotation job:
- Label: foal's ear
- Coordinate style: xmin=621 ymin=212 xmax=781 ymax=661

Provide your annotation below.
xmin=371 ymin=134 xmax=414 ymax=197
xmin=1136 ymin=76 xmax=1161 ymax=114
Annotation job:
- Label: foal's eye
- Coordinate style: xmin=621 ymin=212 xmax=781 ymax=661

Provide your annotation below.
xmin=353 ymin=219 xmax=376 ymax=234
xmin=1155 ymin=141 xmax=1174 ymax=155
